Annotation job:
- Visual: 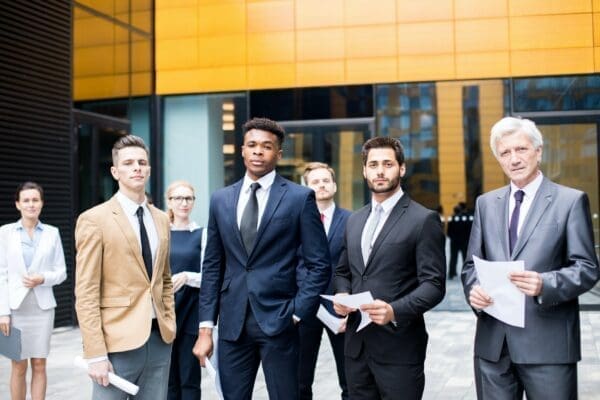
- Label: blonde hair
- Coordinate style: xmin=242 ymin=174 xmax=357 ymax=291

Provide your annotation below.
xmin=165 ymin=180 xmax=195 ymax=223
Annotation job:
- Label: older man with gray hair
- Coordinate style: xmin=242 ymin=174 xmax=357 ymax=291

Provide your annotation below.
xmin=462 ymin=116 xmax=599 ymax=399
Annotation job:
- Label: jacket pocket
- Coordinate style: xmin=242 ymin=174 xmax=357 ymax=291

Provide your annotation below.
xmin=100 ymin=296 xmax=130 ymax=308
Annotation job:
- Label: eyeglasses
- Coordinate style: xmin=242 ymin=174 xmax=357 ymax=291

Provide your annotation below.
xmin=169 ymin=196 xmax=195 ymax=204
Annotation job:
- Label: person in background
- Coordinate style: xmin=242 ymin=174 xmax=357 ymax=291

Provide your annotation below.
xmin=0 ymin=181 xmax=67 ymax=400
xmin=447 ymin=202 xmax=472 ymax=279
xmin=165 ymin=180 xmax=206 ymax=400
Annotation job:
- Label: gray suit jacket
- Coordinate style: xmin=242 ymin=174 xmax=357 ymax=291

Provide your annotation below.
xmin=462 ymin=177 xmax=599 ymax=364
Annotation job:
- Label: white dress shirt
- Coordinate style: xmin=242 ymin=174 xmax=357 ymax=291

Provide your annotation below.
xmin=236 ymin=170 xmax=276 ymax=229
xmin=508 ymin=172 xmax=543 ymax=236
xmin=361 ymin=187 xmax=404 ymax=257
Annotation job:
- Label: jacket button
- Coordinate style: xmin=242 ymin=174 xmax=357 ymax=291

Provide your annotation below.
xmin=362 ymin=276 xmax=367 ymax=281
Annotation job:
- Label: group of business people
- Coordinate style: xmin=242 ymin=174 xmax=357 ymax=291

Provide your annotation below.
xmin=2 ymin=114 xmax=599 ymax=400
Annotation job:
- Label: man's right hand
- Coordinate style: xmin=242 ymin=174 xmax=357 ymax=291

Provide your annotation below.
xmin=469 ymin=285 xmax=493 ymax=310
xmin=192 ymin=328 xmax=213 ymax=367
xmin=333 ymin=293 xmax=356 ymax=317
xmin=88 ymin=359 xmax=113 ymax=387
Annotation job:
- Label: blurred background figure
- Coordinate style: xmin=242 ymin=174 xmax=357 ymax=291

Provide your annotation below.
xmin=0 ymin=182 xmax=67 ymax=400
xmin=447 ymin=202 xmax=473 ymax=279
xmin=165 ymin=181 xmax=206 ymax=400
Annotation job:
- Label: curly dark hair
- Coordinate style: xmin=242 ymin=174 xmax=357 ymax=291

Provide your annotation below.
xmin=243 ymin=118 xmax=285 ymax=147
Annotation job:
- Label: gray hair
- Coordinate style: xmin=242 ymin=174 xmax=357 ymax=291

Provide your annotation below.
xmin=490 ymin=117 xmax=543 ymax=158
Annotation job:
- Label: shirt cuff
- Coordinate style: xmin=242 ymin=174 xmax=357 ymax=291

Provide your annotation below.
xmin=293 ymin=314 xmax=301 ymax=323
xmin=199 ymin=321 xmax=214 ymax=329
xmin=86 ymin=355 xmax=108 ymax=364
xmin=184 ymin=271 xmax=202 ymax=288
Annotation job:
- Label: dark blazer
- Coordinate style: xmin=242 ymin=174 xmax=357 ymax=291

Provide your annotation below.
xmin=335 ymin=194 xmax=446 ymax=364
xmin=462 ymin=178 xmax=600 ymax=364
xmin=198 ymin=174 xmax=331 ymax=341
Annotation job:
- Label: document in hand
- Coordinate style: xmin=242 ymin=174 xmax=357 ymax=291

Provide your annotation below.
xmin=321 ymin=291 xmax=374 ymax=331
xmin=205 ymin=328 xmax=224 ymax=400
xmin=0 ymin=326 xmax=21 ymax=360
xmin=73 ymin=356 xmax=139 ymax=395
xmin=473 ymin=256 xmax=525 ymax=328
xmin=316 ymin=304 xmax=345 ymax=334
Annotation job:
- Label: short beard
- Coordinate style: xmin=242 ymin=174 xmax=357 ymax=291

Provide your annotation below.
xmin=367 ymin=176 xmax=400 ymax=194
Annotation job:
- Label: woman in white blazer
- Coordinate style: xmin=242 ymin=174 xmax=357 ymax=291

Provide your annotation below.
xmin=0 ymin=182 xmax=66 ymax=400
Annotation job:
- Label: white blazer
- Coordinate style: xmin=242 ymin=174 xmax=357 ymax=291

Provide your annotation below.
xmin=0 ymin=222 xmax=67 ymax=315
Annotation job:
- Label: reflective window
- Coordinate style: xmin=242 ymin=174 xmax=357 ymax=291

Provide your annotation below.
xmin=513 ymin=75 xmax=600 ymax=112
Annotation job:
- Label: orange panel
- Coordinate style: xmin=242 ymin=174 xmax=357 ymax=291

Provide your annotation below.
xmin=345 ymin=0 xmax=396 ymax=26
xmin=455 ymin=0 xmax=507 ymax=19
xmin=113 ymin=44 xmax=130 ymax=74
xmin=156 ymin=38 xmax=198 ymax=70
xmin=455 ymin=51 xmax=510 ymax=78
xmin=295 ymin=0 xmax=343 ymax=29
xmin=197 ymin=35 xmax=247 ymax=67
xmin=508 ymin=0 xmax=591 ymax=16
xmin=595 ymin=13 xmax=600 ymax=46
xmin=398 ymin=54 xmax=455 ymax=81
xmin=455 ymin=19 xmax=508 ymax=52
xmin=198 ymin=0 xmax=243 ymax=4
xmin=296 ymin=29 xmax=344 ymax=61
xmin=131 ymin=72 xmax=152 ymax=96
xmin=397 ymin=21 xmax=454 ymax=55
xmin=156 ymin=0 xmax=197 ymax=9
xmin=74 ymin=46 xmax=115 ymax=77
xmin=248 ymin=64 xmax=295 ymax=88
xmin=346 ymin=57 xmax=397 ymax=84
xmin=197 ymin=3 xmax=246 ymax=36
xmin=396 ymin=0 xmax=453 ymax=22
xmin=132 ymin=41 xmax=152 ymax=72
xmin=155 ymin=7 xmax=197 ymax=39
xmin=247 ymin=1 xmax=294 ymax=33
xmin=511 ymin=48 xmax=594 ymax=76
xmin=247 ymin=32 xmax=295 ymax=64
xmin=595 ymin=0 xmax=600 ymax=12
xmin=74 ymin=75 xmax=130 ymax=100
xmin=596 ymin=47 xmax=600 ymax=71
xmin=157 ymin=66 xmax=247 ymax=94
xmin=346 ymin=25 xmax=396 ymax=58
xmin=510 ymin=14 xmax=593 ymax=50
xmin=296 ymin=61 xmax=345 ymax=86
xmin=73 ymin=16 xmax=115 ymax=47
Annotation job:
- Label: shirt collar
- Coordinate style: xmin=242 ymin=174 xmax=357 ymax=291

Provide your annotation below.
xmin=510 ymin=171 xmax=543 ymax=200
xmin=321 ymin=203 xmax=336 ymax=221
xmin=170 ymin=221 xmax=200 ymax=232
xmin=371 ymin=186 xmax=404 ymax=214
xmin=116 ymin=190 xmax=149 ymax=216
xmin=16 ymin=219 xmax=43 ymax=231
xmin=242 ymin=170 xmax=276 ymax=193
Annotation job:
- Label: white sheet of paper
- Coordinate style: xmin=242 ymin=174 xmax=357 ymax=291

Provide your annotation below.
xmin=321 ymin=291 xmax=374 ymax=331
xmin=316 ymin=304 xmax=345 ymax=334
xmin=473 ymin=255 xmax=525 ymax=328
xmin=205 ymin=328 xmax=224 ymax=400
xmin=74 ymin=356 xmax=139 ymax=395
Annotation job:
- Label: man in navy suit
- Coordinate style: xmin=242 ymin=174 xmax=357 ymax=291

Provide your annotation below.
xmin=193 ymin=118 xmax=331 ymax=400
xmin=297 ymin=162 xmax=351 ymax=400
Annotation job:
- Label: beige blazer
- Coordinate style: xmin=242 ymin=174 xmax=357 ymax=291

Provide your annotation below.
xmin=75 ymin=195 xmax=175 ymax=358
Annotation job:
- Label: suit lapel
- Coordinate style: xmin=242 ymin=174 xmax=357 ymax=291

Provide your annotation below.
xmin=9 ymin=226 xmax=27 ymax=275
xmin=251 ymin=175 xmax=287 ymax=259
xmin=365 ymin=194 xmax=409 ymax=270
xmin=109 ymin=196 xmax=148 ymax=280
xmin=148 ymin=204 xmax=167 ymax=282
xmin=511 ymin=178 xmax=553 ymax=260
xmin=495 ymin=187 xmax=511 ymax=260
xmin=229 ymin=179 xmax=246 ymax=253
xmin=328 ymin=207 xmax=343 ymax=243
xmin=352 ymin=207 xmax=370 ymax=273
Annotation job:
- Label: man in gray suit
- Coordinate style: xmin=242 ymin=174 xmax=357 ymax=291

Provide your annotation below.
xmin=462 ymin=116 xmax=600 ymax=399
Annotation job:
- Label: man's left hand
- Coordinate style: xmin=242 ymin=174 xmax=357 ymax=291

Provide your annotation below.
xmin=509 ymin=270 xmax=543 ymax=296
xmin=361 ymin=299 xmax=394 ymax=325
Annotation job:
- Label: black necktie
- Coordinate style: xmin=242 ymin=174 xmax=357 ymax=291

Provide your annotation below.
xmin=240 ymin=182 xmax=261 ymax=255
xmin=136 ymin=206 xmax=153 ymax=279
xmin=509 ymin=190 xmax=525 ymax=255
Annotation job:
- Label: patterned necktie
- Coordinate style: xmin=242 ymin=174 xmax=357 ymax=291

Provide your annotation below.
xmin=240 ymin=182 xmax=261 ymax=255
xmin=362 ymin=204 xmax=383 ymax=263
xmin=136 ymin=206 xmax=153 ymax=279
xmin=509 ymin=190 xmax=525 ymax=255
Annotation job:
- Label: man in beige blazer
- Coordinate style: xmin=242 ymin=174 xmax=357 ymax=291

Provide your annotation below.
xmin=75 ymin=135 xmax=175 ymax=399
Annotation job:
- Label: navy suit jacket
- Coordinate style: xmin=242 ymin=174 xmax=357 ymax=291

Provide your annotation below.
xmin=198 ymin=174 xmax=331 ymax=341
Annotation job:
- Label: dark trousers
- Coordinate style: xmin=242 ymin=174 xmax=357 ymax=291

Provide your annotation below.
xmin=298 ymin=315 xmax=347 ymax=400
xmin=167 ymin=332 xmax=200 ymax=400
xmin=474 ymin=342 xmax=577 ymax=400
xmin=345 ymin=346 xmax=424 ymax=400
xmin=448 ymin=240 xmax=467 ymax=278
xmin=219 ymin=308 xmax=299 ymax=400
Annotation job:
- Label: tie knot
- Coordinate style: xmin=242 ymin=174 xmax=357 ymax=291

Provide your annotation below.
xmin=514 ymin=190 xmax=524 ymax=203
xmin=373 ymin=204 xmax=383 ymax=214
xmin=250 ymin=182 xmax=261 ymax=193
xmin=136 ymin=206 xmax=144 ymax=219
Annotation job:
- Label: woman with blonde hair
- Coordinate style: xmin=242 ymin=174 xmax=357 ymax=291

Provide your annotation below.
xmin=0 ymin=182 xmax=67 ymax=400
xmin=165 ymin=180 xmax=206 ymax=400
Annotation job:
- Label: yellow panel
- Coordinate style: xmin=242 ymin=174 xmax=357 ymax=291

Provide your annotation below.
xmin=156 ymin=38 xmax=198 ymax=70
xmin=247 ymin=1 xmax=294 ymax=33
xmin=398 ymin=54 xmax=455 ymax=81
xmin=510 ymin=14 xmax=593 ymax=50
xmin=248 ymin=64 xmax=295 ymax=88
xmin=131 ymin=10 xmax=152 ymax=32
xmin=455 ymin=0 xmax=507 ymax=19
xmin=74 ymin=75 xmax=130 ymax=101
xmin=296 ymin=61 xmax=345 ymax=86
xmin=455 ymin=19 xmax=508 ymax=52
xmin=456 ymin=52 xmax=510 ymax=78
xmin=131 ymin=72 xmax=152 ymax=96
xmin=296 ymin=29 xmax=344 ymax=61
xmin=397 ymin=21 xmax=454 ymax=55
xmin=76 ymin=0 xmax=115 ymax=16
xmin=198 ymin=0 xmax=244 ymax=4
xmin=130 ymin=0 xmax=153 ymax=12
xmin=397 ymin=0 xmax=453 ymax=22
xmin=73 ymin=17 xmax=115 ymax=47
xmin=345 ymin=57 xmax=397 ymax=84
xmin=247 ymin=32 xmax=295 ymax=64
xmin=511 ymin=48 xmax=595 ymax=76
xmin=346 ymin=26 xmax=396 ymax=58
xmin=595 ymin=13 xmax=600 ymax=46
xmin=198 ymin=3 xmax=246 ymax=36
xmin=595 ymin=0 xmax=600 ymax=12
xmin=132 ymin=41 xmax=151 ymax=72
xmin=595 ymin=47 xmax=600 ymax=71
xmin=345 ymin=0 xmax=396 ymax=25
xmin=509 ymin=0 xmax=591 ymax=16
xmin=157 ymin=66 xmax=247 ymax=94
xmin=156 ymin=0 xmax=197 ymax=9
xmin=155 ymin=7 xmax=198 ymax=39
xmin=295 ymin=0 xmax=343 ymax=29
xmin=113 ymin=44 xmax=130 ymax=74
xmin=197 ymin=35 xmax=246 ymax=67
xmin=74 ymin=46 xmax=115 ymax=77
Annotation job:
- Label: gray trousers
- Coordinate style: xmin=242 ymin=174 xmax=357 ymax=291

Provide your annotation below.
xmin=92 ymin=327 xmax=172 ymax=400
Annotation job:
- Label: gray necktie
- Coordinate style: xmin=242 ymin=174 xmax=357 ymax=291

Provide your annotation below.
xmin=362 ymin=204 xmax=383 ymax=263
xmin=240 ymin=182 xmax=261 ymax=255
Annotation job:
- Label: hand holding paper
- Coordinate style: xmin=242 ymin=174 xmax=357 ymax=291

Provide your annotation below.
xmin=322 ymin=291 xmax=374 ymax=331
xmin=74 ymin=356 xmax=139 ymax=395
